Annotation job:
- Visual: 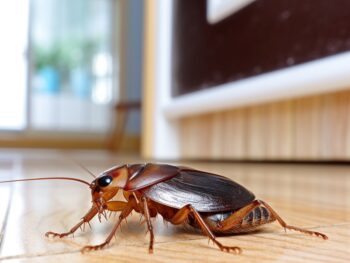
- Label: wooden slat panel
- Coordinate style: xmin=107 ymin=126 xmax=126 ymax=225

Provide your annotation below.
xmin=179 ymin=89 xmax=350 ymax=160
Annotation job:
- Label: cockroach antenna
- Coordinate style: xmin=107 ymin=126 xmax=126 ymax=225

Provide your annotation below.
xmin=0 ymin=177 xmax=91 ymax=186
xmin=58 ymin=151 xmax=96 ymax=179
xmin=75 ymin=162 xmax=97 ymax=179
xmin=65 ymin=156 xmax=97 ymax=179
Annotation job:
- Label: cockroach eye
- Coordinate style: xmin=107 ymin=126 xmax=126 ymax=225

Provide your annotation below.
xmin=97 ymin=175 xmax=113 ymax=187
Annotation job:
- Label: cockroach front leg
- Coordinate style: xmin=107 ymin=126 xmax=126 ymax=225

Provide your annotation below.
xmin=81 ymin=198 xmax=137 ymax=253
xmin=169 ymin=204 xmax=241 ymax=254
xmin=45 ymin=206 xmax=98 ymax=238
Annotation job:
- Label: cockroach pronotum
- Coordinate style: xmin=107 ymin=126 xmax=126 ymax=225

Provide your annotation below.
xmin=0 ymin=163 xmax=327 ymax=254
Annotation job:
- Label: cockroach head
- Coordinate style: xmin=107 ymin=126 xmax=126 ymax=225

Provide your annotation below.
xmin=90 ymin=165 xmax=129 ymax=202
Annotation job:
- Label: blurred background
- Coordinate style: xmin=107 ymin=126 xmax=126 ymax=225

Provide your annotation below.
xmin=1 ymin=0 xmax=350 ymax=161
xmin=1 ymin=2 xmax=349 ymax=261
xmin=0 ymin=0 xmax=142 ymax=152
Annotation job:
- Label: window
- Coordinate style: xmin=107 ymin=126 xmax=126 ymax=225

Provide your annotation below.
xmin=0 ymin=0 xmax=119 ymax=134
xmin=30 ymin=0 xmax=118 ymax=133
xmin=0 ymin=0 xmax=29 ymax=130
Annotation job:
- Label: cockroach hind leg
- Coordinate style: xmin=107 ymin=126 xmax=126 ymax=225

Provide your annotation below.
xmin=284 ymin=225 xmax=328 ymax=240
xmin=258 ymin=200 xmax=328 ymax=240
xmin=314 ymin=231 xmax=328 ymax=240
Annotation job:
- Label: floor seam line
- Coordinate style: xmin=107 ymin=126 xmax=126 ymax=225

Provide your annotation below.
xmin=0 ymin=186 xmax=14 ymax=254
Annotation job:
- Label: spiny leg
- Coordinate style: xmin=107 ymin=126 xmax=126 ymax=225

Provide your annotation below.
xmin=258 ymin=200 xmax=328 ymax=240
xmin=141 ymin=197 xmax=155 ymax=253
xmin=81 ymin=199 xmax=136 ymax=253
xmin=169 ymin=204 xmax=241 ymax=254
xmin=45 ymin=206 xmax=98 ymax=238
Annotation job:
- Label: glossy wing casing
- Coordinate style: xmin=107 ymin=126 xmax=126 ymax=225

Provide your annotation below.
xmin=124 ymin=163 xmax=180 ymax=191
xmin=142 ymin=168 xmax=255 ymax=212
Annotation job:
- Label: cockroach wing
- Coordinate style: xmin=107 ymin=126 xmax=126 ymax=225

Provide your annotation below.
xmin=124 ymin=163 xmax=180 ymax=191
xmin=142 ymin=169 xmax=255 ymax=212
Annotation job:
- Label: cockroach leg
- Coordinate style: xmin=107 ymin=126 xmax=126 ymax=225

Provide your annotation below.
xmin=217 ymin=200 xmax=328 ymax=240
xmin=258 ymin=200 xmax=328 ymax=240
xmin=46 ymin=206 xmax=98 ymax=238
xmin=169 ymin=204 xmax=241 ymax=254
xmin=141 ymin=197 xmax=155 ymax=254
xmin=81 ymin=198 xmax=137 ymax=253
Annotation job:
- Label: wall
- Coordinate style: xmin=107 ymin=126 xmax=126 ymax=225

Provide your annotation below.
xmin=141 ymin=0 xmax=350 ymax=160
xmin=172 ymin=0 xmax=350 ymax=96
xmin=179 ymin=89 xmax=350 ymax=161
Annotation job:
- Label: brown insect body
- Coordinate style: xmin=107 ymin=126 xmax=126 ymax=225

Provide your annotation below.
xmin=1 ymin=163 xmax=328 ymax=254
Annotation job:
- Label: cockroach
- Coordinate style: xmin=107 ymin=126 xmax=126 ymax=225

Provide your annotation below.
xmin=0 ymin=163 xmax=327 ymax=254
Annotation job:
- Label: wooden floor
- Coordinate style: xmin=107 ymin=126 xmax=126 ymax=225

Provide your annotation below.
xmin=0 ymin=150 xmax=349 ymax=262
